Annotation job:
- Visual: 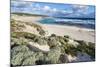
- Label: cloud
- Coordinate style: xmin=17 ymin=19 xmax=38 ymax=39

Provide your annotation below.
xmin=11 ymin=1 xmax=32 ymax=8
xmin=43 ymin=6 xmax=51 ymax=11
xmin=72 ymin=5 xmax=89 ymax=14
xmin=31 ymin=4 xmax=40 ymax=11
xmin=52 ymin=8 xmax=57 ymax=12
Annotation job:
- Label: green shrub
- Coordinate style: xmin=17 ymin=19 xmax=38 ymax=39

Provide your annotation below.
xmin=11 ymin=46 xmax=30 ymax=66
xmin=11 ymin=45 xmax=50 ymax=66
xmin=11 ymin=19 xmax=26 ymax=32
xmin=22 ymin=55 xmax=36 ymax=65
xmin=59 ymin=54 xmax=69 ymax=63
xmin=51 ymin=34 xmax=56 ymax=37
xmin=11 ymin=37 xmax=28 ymax=48
xmin=11 ymin=52 xmax=24 ymax=66
xmin=37 ymin=28 xmax=45 ymax=36
xmin=46 ymin=46 xmax=61 ymax=64
xmin=11 ymin=45 xmax=39 ymax=66
xmin=11 ymin=32 xmax=36 ymax=39
xmin=75 ymin=40 xmax=95 ymax=59
xmin=64 ymin=35 xmax=70 ymax=38
xmin=47 ymin=37 xmax=59 ymax=48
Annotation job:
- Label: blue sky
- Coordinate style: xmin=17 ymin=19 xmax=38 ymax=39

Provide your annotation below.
xmin=11 ymin=1 xmax=95 ymax=18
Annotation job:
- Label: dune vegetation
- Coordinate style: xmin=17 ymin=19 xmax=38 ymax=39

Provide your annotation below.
xmin=11 ymin=16 xmax=95 ymax=66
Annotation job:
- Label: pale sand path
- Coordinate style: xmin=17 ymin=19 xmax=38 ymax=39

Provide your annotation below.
xmin=43 ymin=24 xmax=95 ymax=43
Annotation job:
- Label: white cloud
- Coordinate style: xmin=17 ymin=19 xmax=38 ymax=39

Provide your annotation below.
xmin=43 ymin=6 xmax=51 ymax=11
xmin=52 ymin=8 xmax=57 ymax=12
xmin=31 ymin=4 xmax=40 ymax=11
xmin=72 ymin=5 xmax=89 ymax=14
xmin=42 ymin=6 xmax=59 ymax=13
xmin=11 ymin=1 xmax=32 ymax=8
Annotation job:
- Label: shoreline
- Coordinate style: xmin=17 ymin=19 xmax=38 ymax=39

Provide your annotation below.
xmin=11 ymin=15 xmax=95 ymax=43
xmin=42 ymin=24 xmax=95 ymax=43
xmin=42 ymin=23 xmax=95 ymax=31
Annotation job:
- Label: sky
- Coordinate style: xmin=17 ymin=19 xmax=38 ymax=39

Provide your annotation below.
xmin=11 ymin=1 xmax=95 ymax=18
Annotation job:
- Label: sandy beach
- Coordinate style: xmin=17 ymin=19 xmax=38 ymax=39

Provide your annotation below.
xmin=43 ymin=24 xmax=95 ymax=43
xmin=11 ymin=2 xmax=95 ymax=65
xmin=12 ymin=15 xmax=95 ymax=43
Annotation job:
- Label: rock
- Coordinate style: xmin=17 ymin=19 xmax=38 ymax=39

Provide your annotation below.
xmin=75 ymin=52 xmax=92 ymax=62
xmin=28 ymin=42 xmax=50 ymax=52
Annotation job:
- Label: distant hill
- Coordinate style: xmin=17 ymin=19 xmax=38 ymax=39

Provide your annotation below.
xmin=11 ymin=12 xmax=48 ymax=17
xmin=11 ymin=12 xmax=95 ymax=20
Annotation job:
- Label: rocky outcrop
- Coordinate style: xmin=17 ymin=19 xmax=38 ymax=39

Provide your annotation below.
xmin=28 ymin=42 xmax=50 ymax=52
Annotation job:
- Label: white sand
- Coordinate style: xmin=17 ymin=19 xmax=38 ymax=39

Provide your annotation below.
xmin=43 ymin=24 xmax=95 ymax=43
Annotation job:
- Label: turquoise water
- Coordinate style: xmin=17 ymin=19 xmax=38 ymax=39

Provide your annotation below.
xmin=39 ymin=17 xmax=95 ymax=29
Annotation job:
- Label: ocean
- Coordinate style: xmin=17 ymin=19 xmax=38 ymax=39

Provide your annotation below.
xmin=39 ymin=17 xmax=95 ymax=29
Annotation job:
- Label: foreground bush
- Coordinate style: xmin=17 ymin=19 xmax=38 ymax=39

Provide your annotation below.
xmin=11 ymin=45 xmax=45 ymax=66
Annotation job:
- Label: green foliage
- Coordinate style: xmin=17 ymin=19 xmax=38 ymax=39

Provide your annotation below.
xmin=11 ymin=37 xmax=28 ymax=47
xmin=37 ymin=28 xmax=45 ymax=36
xmin=11 ymin=52 xmax=24 ymax=66
xmin=64 ymin=35 xmax=70 ymax=38
xmin=11 ymin=19 xmax=25 ymax=32
xmin=24 ymin=21 xmax=46 ymax=36
xmin=46 ymin=46 xmax=61 ymax=64
xmin=11 ymin=45 xmax=37 ymax=66
xmin=47 ymin=37 xmax=59 ymax=48
xmin=11 ymin=46 xmax=30 ymax=65
xmin=64 ymin=45 xmax=78 ymax=56
xmin=51 ymin=34 xmax=56 ymax=37
xmin=11 ymin=32 xmax=36 ymax=39
xmin=11 ymin=19 xmax=46 ymax=36
xmin=11 ymin=19 xmax=95 ymax=65
xmin=22 ymin=55 xmax=36 ymax=65
xmin=11 ymin=45 xmax=49 ymax=66
xmin=36 ymin=37 xmax=47 ymax=45
xmin=58 ymin=37 xmax=68 ymax=45
xmin=75 ymin=40 xmax=95 ymax=59
xmin=59 ymin=54 xmax=69 ymax=63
